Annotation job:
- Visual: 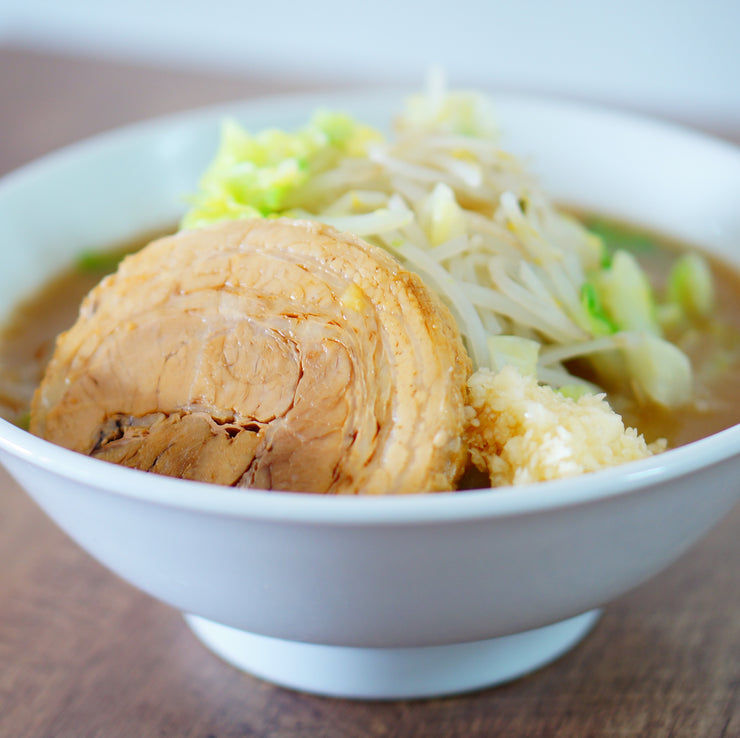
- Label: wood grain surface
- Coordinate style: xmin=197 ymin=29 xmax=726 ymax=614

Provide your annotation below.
xmin=0 ymin=45 xmax=739 ymax=738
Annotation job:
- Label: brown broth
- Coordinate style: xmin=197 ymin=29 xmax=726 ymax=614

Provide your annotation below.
xmin=0 ymin=227 xmax=173 ymax=426
xmin=574 ymin=214 xmax=740 ymax=446
xmin=619 ymin=261 xmax=740 ymax=446
xmin=1 ymin=218 xmax=740 ymax=448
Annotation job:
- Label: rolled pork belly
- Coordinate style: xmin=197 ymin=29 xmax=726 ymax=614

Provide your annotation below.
xmin=31 ymin=218 xmax=471 ymax=494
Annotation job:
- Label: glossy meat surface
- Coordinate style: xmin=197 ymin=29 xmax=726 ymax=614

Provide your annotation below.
xmin=31 ymin=219 xmax=471 ymax=494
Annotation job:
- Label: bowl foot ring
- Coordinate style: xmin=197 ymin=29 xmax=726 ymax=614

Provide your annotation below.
xmin=184 ymin=609 xmax=601 ymax=699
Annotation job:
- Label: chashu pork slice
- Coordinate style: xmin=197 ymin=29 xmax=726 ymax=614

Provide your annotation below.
xmin=31 ymin=218 xmax=471 ymax=494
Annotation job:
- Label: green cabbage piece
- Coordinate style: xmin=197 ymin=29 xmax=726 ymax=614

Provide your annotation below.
xmin=420 ymin=183 xmax=466 ymax=246
xmin=583 ymin=248 xmax=697 ymax=407
xmin=397 ymin=88 xmax=499 ymax=138
xmin=556 ymin=384 xmax=593 ymax=400
xmin=591 ymin=250 xmax=660 ymax=334
xmin=181 ymin=112 xmax=383 ymax=229
xmin=487 ymin=335 xmax=540 ymax=376
xmin=76 ymin=249 xmax=127 ymax=275
xmin=667 ymin=252 xmax=715 ymax=320
xmin=580 ymin=281 xmax=618 ymax=337
xmin=623 ymin=333 xmax=693 ymax=407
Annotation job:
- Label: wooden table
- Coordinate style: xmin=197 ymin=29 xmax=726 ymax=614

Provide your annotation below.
xmin=1 ymin=45 xmax=739 ymax=738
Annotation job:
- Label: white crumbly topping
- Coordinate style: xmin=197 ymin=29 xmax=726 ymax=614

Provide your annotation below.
xmin=466 ymin=365 xmax=666 ymax=486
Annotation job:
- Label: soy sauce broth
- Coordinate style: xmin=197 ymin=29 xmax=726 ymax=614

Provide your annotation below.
xmin=1 ymin=217 xmax=740 ymax=450
xmin=577 ymin=215 xmax=740 ymax=447
xmin=0 ymin=227 xmax=173 ymax=426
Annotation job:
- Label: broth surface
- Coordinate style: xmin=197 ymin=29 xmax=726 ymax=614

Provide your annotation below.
xmin=1 ymin=218 xmax=740 ymax=449
xmin=0 ymin=229 xmax=171 ymax=426
xmin=578 ymin=215 xmax=740 ymax=446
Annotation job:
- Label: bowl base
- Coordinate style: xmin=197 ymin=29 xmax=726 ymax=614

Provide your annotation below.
xmin=184 ymin=609 xmax=601 ymax=699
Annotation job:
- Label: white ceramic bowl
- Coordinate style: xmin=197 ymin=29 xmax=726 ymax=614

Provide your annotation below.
xmin=1 ymin=90 xmax=740 ymax=700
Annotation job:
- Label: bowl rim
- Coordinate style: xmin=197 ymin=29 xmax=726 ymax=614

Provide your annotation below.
xmin=1 ymin=87 xmax=740 ymax=526
xmin=2 ymin=417 xmax=739 ymax=525
xmin=3 ymin=83 xmax=739 ymax=199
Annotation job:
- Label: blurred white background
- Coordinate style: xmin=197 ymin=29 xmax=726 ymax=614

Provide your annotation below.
xmin=2 ymin=0 xmax=739 ymax=135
